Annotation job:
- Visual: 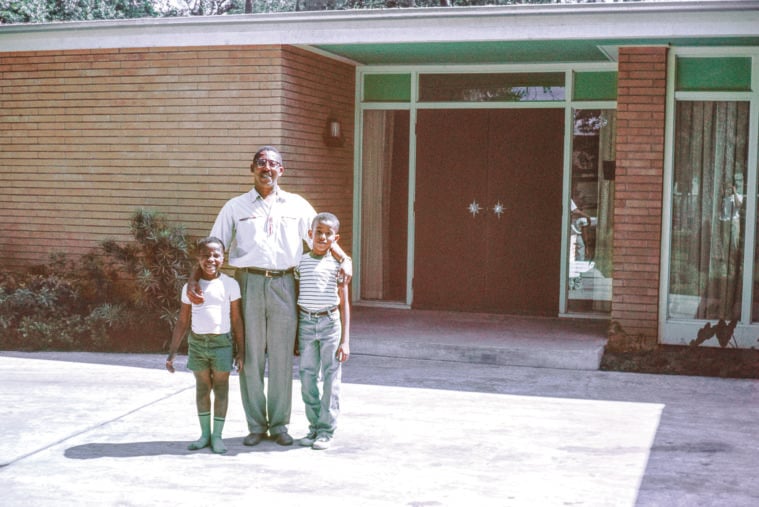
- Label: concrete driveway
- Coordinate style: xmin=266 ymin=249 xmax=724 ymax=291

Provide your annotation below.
xmin=1 ymin=350 xmax=758 ymax=506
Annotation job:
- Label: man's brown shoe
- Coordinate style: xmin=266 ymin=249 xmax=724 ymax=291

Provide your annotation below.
xmin=243 ymin=433 xmax=265 ymax=446
xmin=272 ymin=432 xmax=293 ymax=446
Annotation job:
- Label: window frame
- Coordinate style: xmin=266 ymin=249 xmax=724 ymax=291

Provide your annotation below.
xmin=660 ymin=47 xmax=759 ymax=347
xmin=355 ymin=63 xmax=617 ymax=316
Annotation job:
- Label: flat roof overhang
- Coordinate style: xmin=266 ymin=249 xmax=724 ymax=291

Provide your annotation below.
xmin=1 ymin=1 xmax=758 ymax=65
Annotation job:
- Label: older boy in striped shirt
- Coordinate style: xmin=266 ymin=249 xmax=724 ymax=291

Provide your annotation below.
xmin=294 ymin=212 xmax=351 ymax=450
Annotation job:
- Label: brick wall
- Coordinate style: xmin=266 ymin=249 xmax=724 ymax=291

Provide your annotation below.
xmin=612 ymin=46 xmax=668 ymax=338
xmin=280 ymin=46 xmax=355 ymax=254
xmin=0 ymin=46 xmax=355 ymax=270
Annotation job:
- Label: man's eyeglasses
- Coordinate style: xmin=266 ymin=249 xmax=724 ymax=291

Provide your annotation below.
xmin=254 ymin=159 xmax=281 ymax=169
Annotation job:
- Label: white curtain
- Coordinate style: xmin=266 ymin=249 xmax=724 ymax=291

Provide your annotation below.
xmin=670 ymin=101 xmax=749 ymax=320
xmin=360 ymin=111 xmax=395 ymax=299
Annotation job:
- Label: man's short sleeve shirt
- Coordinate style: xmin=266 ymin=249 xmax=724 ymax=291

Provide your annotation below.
xmin=210 ymin=187 xmax=316 ymax=270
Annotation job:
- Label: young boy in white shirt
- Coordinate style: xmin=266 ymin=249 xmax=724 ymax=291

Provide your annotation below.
xmin=166 ymin=237 xmax=244 ymax=454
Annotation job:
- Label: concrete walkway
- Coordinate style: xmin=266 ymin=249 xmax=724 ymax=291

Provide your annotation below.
xmin=351 ymin=307 xmax=608 ymax=370
xmin=2 ymin=343 xmax=759 ymax=506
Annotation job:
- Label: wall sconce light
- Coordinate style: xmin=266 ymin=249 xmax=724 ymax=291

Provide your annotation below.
xmin=324 ymin=117 xmax=344 ymax=147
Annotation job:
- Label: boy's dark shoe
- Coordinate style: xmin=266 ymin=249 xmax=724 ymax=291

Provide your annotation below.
xmin=243 ymin=433 xmax=265 ymax=446
xmin=298 ymin=431 xmax=318 ymax=447
xmin=272 ymin=432 xmax=293 ymax=446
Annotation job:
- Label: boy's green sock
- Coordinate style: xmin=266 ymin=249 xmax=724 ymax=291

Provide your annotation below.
xmin=211 ymin=417 xmax=227 ymax=454
xmin=188 ymin=412 xmax=211 ymax=450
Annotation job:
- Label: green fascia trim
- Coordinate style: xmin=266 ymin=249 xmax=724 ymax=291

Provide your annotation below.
xmin=676 ymin=57 xmax=752 ymax=91
xmin=327 ymin=40 xmax=611 ymax=65
xmin=364 ymin=74 xmax=411 ymax=102
xmin=574 ymin=71 xmax=618 ymax=101
xmin=318 ymin=38 xmax=759 ymax=66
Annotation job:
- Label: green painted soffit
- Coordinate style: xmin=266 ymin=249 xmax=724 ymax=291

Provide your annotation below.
xmin=316 ymin=37 xmax=759 ymax=65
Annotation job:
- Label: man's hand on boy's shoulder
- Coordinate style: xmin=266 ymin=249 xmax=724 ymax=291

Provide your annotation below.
xmin=187 ymin=278 xmax=204 ymax=304
xmin=186 ymin=267 xmax=205 ymax=304
xmin=338 ymin=257 xmax=353 ymax=286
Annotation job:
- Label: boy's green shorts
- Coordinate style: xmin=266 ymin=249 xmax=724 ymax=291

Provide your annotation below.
xmin=187 ymin=332 xmax=234 ymax=372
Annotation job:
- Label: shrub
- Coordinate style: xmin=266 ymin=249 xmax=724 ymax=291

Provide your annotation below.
xmin=100 ymin=208 xmax=194 ymax=337
xmin=0 ymin=272 xmax=89 ymax=350
xmin=0 ymin=208 xmax=195 ymax=352
xmin=84 ymin=303 xmax=164 ymax=352
xmin=17 ymin=314 xmax=90 ymax=351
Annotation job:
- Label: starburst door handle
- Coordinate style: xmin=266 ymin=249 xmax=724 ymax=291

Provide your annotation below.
xmin=467 ymin=200 xmax=483 ymax=218
xmin=492 ymin=201 xmax=505 ymax=219
xmin=468 ymin=200 xmax=506 ymax=218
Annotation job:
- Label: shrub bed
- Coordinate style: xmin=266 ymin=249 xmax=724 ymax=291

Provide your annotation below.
xmin=0 ymin=209 xmax=194 ymax=353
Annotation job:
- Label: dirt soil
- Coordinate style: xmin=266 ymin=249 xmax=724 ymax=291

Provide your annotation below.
xmin=601 ymin=345 xmax=759 ymax=379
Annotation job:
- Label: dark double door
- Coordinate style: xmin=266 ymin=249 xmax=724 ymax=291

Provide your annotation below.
xmin=414 ymin=108 xmax=564 ymax=315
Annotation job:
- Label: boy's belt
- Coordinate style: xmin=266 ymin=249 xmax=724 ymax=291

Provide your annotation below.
xmin=299 ymin=305 xmax=339 ymax=318
xmin=190 ymin=331 xmax=230 ymax=340
xmin=241 ymin=267 xmax=294 ymax=278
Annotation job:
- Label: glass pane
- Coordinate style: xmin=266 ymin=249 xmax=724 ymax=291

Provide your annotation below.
xmin=419 ymin=73 xmax=565 ymax=102
xmin=360 ymin=110 xmax=409 ymax=302
xmin=567 ymin=109 xmax=615 ymax=314
xmin=669 ymin=101 xmax=749 ymax=321
xmin=363 ymin=74 xmax=411 ymax=102
xmin=573 ymin=71 xmax=618 ymax=101
xmin=676 ymin=57 xmax=752 ymax=92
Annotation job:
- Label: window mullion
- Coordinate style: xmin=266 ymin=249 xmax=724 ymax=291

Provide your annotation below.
xmin=744 ymin=92 xmax=759 ymax=323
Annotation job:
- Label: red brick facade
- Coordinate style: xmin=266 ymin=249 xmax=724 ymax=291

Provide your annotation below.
xmin=0 ymin=46 xmax=355 ymax=270
xmin=2 ymin=41 xmax=675 ymax=340
xmin=611 ymin=46 xmax=669 ymax=338
xmin=280 ymin=46 xmax=355 ymax=249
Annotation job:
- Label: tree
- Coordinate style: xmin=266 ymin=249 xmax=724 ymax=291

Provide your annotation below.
xmin=161 ymin=0 xmax=239 ymax=15
xmin=1 ymin=0 xmax=644 ymax=23
xmin=296 ymin=0 xmax=640 ymax=10
xmin=1 ymin=0 xmax=158 ymax=23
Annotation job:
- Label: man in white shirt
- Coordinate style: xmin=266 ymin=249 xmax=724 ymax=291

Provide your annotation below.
xmin=189 ymin=146 xmax=350 ymax=447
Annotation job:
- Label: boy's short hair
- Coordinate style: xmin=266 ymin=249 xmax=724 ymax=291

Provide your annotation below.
xmin=312 ymin=212 xmax=340 ymax=232
xmin=195 ymin=236 xmax=225 ymax=253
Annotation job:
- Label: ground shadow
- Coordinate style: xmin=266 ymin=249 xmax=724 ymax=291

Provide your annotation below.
xmin=64 ymin=437 xmax=298 ymax=459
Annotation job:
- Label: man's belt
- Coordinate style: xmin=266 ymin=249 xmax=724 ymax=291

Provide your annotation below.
xmin=241 ymin=267 xmax=294 ymax=278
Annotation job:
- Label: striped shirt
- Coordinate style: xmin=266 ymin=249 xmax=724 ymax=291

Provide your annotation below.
xmin=295 ymin=252 xmax=341 ymax=312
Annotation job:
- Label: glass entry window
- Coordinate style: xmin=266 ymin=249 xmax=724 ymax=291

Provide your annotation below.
xmin=359 ymin=70 xmax=618 ymax=316
xmin=419 ymin=73 xmax=565 ymax=102
xmin=567 ymin=109 xmax=616 ymax=314
xmin=668 ymin=101 xmax=749 ymax=321
xmin=359 ymin=110 xmax=409 ymax=303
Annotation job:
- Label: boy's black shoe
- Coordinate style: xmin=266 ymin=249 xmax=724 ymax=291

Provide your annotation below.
xmin=272 ymin=432 xmax=293 ymax=446
xmin=298 ymin=431 xmax=318 ymax=446
xmin=243 ymin=433 xmax=265 ymax=446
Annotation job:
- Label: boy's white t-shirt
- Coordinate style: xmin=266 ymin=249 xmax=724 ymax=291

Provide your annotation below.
xmin=181 ymin=273 xmax=241 ymax=335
